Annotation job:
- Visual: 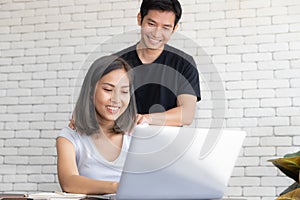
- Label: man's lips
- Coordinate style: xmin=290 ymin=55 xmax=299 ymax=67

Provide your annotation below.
xmin=148 ymin=35 xmax=162 ymax=45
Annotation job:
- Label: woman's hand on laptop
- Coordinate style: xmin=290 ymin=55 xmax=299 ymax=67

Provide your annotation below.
xmin=112 ymin=182 xmax=119 ymax=193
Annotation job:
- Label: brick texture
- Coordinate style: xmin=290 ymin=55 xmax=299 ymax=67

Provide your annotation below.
xmin=1 ymin=0 xmax=300 ymax=199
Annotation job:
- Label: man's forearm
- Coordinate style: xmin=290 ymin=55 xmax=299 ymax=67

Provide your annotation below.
xmin=146 ymin=106 xmax=195 ymax=126
xmin=137 ymin=94 xmax=197 ymax=126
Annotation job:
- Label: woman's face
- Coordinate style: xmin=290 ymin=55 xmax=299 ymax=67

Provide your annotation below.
xmin=94 ymin=68 xmax=130 ymax=124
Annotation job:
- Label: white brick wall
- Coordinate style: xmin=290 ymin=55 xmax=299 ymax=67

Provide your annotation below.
xmin=1 ymin=0 xmax=300 ymax=199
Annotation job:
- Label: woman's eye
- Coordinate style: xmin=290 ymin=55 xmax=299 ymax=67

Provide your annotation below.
xmin=103 ymin=88 xmax=112 ymax=92
xmin=121 ymin=90 xmax=129 ymax=94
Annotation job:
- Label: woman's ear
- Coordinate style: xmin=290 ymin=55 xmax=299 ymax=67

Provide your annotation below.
xmin=137 ymin=12 xmax=142 ymax=26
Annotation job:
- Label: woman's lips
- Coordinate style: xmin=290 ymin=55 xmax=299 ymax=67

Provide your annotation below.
xmin=106 ymin=105 xmax=120 ymax=114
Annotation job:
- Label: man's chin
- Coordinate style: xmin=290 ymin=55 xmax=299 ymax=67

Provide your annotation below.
xmin=144 ymin=44 xmax=164 ymax=50
xmin=138 ymin=40 xmax=165 ymax=50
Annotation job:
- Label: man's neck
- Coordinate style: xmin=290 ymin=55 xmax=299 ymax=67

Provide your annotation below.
xmin=136 ymin=42 xmax=164 ymax=64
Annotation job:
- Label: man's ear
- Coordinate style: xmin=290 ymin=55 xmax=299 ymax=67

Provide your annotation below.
xmin=137 ymin=12 xmax=142 ymax=26
xmin=173 ymin=23 xmax=179 ymax=32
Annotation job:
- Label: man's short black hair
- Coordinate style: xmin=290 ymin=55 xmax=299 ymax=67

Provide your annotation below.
xmin=140 ymin=0 xmax=182 ymax=28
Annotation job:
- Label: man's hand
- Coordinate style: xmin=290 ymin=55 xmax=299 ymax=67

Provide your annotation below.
xmin=136 ymin=114 xmax=152 ymax=125
xmin=135 ymin=95 xmax=197 ymax=127
xmin=68 ymin=115 xmax=76 ymax=130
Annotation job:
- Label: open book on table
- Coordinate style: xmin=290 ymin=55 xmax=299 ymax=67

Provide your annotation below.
xmin=27 ymin=192 xmax=114 ymax=200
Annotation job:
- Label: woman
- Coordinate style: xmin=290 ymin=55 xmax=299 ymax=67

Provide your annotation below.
xmin=56 ymin=55 xmax=137 ymax=194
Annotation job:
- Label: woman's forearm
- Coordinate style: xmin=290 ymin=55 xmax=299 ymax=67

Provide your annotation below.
xmin=59 ymin=174 xmax=118 ymax=195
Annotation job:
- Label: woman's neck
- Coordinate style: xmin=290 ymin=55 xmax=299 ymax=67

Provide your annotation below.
xmin=98 ymin=123 xmax=115 ymax=136
xmin=92 ymin=122 xmax=124 ymax=163
xmin=95 ymin=116 xmax=115 ymax=135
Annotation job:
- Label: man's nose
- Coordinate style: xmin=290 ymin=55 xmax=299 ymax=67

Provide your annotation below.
xmin=152 ymin=27 xmax=162 ymax=37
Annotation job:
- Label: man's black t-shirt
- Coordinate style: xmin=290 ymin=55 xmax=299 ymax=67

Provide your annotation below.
xmin=116 ymin=44 xmax=201 ymax=114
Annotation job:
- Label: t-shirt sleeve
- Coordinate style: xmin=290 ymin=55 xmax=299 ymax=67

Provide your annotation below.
xmin=178 ymin=57 xmax=201 ymax=101
xmin=57 ymin=127 xmax=78 ymax=151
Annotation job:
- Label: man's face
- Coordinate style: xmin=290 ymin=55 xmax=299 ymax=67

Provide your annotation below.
xmin=138 ymin=10 xmax=178 ymax=50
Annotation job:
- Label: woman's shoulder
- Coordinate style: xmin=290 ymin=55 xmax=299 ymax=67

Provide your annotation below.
xmin=57 ymin=127 xmax=81 ymax=142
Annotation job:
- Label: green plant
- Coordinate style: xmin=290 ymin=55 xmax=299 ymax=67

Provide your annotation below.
xmin=269 ymin=151 xmax=300 ymax=200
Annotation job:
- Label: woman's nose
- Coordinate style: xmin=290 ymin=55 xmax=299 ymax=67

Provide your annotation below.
xmin=110 ymin=90 xmax=120 ymax=103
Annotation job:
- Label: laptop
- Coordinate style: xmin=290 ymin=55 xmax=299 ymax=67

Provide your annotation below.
xmin=90 ymin=125 xmax=245 ymax=200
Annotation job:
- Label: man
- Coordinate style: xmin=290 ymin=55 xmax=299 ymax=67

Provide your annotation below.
xmin=70 ymin=0 xmax=200 ymax=129
xmin=116 ymin=0 xmax=201 ymax=126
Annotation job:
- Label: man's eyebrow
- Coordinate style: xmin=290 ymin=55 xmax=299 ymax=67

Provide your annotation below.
xmin=147 ymin=18 xmax=173 ymax=28
xmin=147 ymin=18 xmax=156 ymax=23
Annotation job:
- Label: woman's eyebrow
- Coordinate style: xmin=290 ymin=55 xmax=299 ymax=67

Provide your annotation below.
xmin=102 ymin=83 xmax=115 ymax=87
xmin=102 ymin=83 xmax=129 ymax=88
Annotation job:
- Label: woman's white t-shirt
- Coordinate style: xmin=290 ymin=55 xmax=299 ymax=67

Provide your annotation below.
xmin=58 ymin=127 xmax=131 ymax=182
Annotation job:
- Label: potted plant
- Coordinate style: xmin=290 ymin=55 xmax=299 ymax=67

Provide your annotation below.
xmin=269 ymin=151 xmax=300 ymax=199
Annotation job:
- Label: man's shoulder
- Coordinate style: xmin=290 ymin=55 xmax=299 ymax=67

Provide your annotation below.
xmin=164 ymin=44 xmax=192 ymax=56
xmin=163 ymin=44 xmax=195 ymax=64
xmin=115 ymin=43 xmax=136 ymax=57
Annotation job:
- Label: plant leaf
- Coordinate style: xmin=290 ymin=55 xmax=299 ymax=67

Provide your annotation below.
xmin=277 ymin=188 xmax=300 ymax=200
xmin=269 ymin=156 xmax=300 ymax=182
xmin=285 ymin=151 xmax=300 ymax=158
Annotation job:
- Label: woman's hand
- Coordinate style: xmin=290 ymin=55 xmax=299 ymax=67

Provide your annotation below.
xmin=111 ymin=182 xmax=119 ymax=193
